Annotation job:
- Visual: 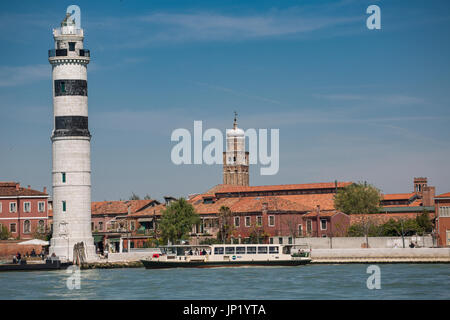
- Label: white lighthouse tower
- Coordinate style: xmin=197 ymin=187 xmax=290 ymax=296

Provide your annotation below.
xmin=48 ymin=9 xmax=96 ymax=261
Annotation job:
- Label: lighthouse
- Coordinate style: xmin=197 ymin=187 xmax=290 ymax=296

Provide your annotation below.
xmin=48 ymin=10 xmax=96 ymax=261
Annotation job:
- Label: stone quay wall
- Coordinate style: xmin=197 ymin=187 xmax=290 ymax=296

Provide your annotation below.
xmin=290 ymin=235 xmax=434 ymax=249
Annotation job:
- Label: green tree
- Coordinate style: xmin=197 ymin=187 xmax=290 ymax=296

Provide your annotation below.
xmin=416 ymin=210 xmax=433 ymax=233
xmin=0 ymin=224 xmax=11 ymax=240
xmin=217 ymin=206 xmax=234 ymax=244
xmin=159 ymin=198 xmax=200 ymax=245
xmin=129 ymin=192 xmax=140 ymax=200
xmin=334 ymin=182 xmax=381 ymax=214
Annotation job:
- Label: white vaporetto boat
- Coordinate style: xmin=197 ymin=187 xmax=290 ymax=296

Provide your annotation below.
xmin=141 ymin=244 xmax=311 ymax=269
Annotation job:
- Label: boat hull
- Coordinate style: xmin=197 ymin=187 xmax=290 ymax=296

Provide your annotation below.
xmin=0 ymin=261 xmax=71 ymax=272
xmin=141 ymin=259 xmax=311 ymax=269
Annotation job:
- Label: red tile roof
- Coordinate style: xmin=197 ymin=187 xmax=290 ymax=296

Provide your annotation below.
xmin=0 ymin=182 xmax=48 ymax=197
xmin=303 ymin=210 xmax=343 ymax=218
xmin=436 ymin=192 xmax=450 ymax=198
xmin=91 ymin=200 xmax=159 ymax=215
xmin=382 ymin=193 xmax=416 ymax=201
xmin=127 ymin=203 xmax=166 ymax=218
xmin=213 ymin=182 xmax=352 ymax=194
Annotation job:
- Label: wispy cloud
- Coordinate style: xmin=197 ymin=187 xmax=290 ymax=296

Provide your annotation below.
xmin=0 ymin=64 xmax=50 ymax=87
xmin=313 ymin=93 xmax=424 ymax=105
xmin=192 ymin=81 xmax=282 ymax=105
xmin=90 ymin=8 xmax=360 ymax=47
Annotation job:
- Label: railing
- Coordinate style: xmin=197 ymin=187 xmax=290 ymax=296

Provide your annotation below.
xmin=48 ymin=49 xmax=67 ymax=57
xmin=48 ymin=49 xmax=90 ymax=58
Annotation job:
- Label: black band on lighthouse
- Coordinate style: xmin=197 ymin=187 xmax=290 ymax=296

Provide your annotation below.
xmin=53 ymin=116 xmax=90 ymax=137
xmin=54 ymin=79 xmax=87 ymax=96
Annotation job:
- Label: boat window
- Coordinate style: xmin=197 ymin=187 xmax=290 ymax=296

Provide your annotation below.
xmin=247 ymin=247 xmax=256 ymax=254
xmin=282 ymin=246 xmax=291 ymax=254
xmin=225 ymin=247 xmax=235 ymax=254
xmin=269 ymin=246 xmax=279 ymax=254
xmin=236 ymin=247 xmax=245 ymax=254
xmin=214 ymin=247 xmax=224 ymax=255
xmin=257 ymin=246 xmax=268 ymax=254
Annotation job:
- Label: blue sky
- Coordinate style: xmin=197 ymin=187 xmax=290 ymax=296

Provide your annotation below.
xmin=1 ymin=0 xmax=450 ymax=201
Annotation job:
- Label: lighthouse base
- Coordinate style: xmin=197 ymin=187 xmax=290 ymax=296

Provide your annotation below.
xmin=49 ymin=236 xmax=98 ymax=263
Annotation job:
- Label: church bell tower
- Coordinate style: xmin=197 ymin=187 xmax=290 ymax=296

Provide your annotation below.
xmin=222 ymin=113 xmax=249 ymax=186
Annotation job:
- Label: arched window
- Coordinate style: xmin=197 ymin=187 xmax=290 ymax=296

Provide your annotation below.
xmin=24 ymin=220 xmax=31 ymax=234
xmin=38 ymin=220 xmax=45 ymax=233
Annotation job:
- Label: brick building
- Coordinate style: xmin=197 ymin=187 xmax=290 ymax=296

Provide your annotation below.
xmin=90 ymin=199 xmax=160 ymax=252
xmin=0 ymin=182 xmax=49 ymax=239
xmin=435 ymin=192 xmax=450 ymax=247
xmin=187 ymin=182 xmax=352 ymax=244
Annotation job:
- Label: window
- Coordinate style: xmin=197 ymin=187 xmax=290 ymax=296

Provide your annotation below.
xmin=98 ymin=221 xmax=103 ymax=231
xmin=236 ymin=246 xmax=245 ymax=254
xmin=24 ymin=220 xmax=31 ymax=233
xmin=268 ymin=215 xmax=275 ymax=227
xmin=91 ymin=222 xmax=94 ymax=231
xmin=62 ymin=201 xmax=66 ymax=212
xmin=288 ymin=237 xmax=293 ymax=244
xmin=298 ymin=224 xmax=303 ymax=237
xmin=269 ymin=246 xmax=279 ymax=254
xmin=9 ymin=202 xmax=17 ymax=213
xmin=38 ymin=201 xmax=45 ymax=212
xmin=24 ymin=202 xmax=31 ymax=213
xmin=225 ymin=247 xmax=235 ymax=254
xmin=257 ymin=216 xmax=262 ymax=226
xmin=440 ymin=206 xmax=450 ymax=217
xmin=269 ymin=238 xmax=274 ymax=244
xmin=60 ymin=82 xmax=66 ymax=93
xmin=10 ymin=223 xmax=16 ymax=233
xmin=306 ymin=220 xmax=312 ymax=233
xmin=62 ymin=172 xmax=66 ymax=183
xmin=245 ymin=216 xmax=251 ymax=227
xmin=68 ymin=42 xmax=76 ymax=51
xmin=130 ymin=221 xmax=135 ymax=231
xmin=279 ymin=237 xmax=283 ymax=244
xmin=214 ymin=247 xmax=224 ymax=255
xmin=38 ymin=220 xmax=45 ymax=233
xmin=257 ymin=246 xmax=268 ymax=254
xmin=234 ymin=216 xmax=240 ymax=227
xmin=320 ymin=219 xmax=327 ymax=230
xmin=246 ymin=246 xmax=256 ymax=254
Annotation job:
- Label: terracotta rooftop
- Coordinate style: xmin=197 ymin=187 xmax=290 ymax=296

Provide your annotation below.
xmin=127 ymin=203 xmax=167 ymax=218
xmin=213 ymin=181 xmax=352 ymax=194
xmin=382 ymin=193 xmax=416 ymax=201
xmin=91 ymin=199 xmax=159 ymax=215
xmin=0 ymin=182 xmax=48 ymax=197
xmin=436 ymin=192 xmax=450 ymax=198
xmin=303 ymin=210 xmax=343 ymax=218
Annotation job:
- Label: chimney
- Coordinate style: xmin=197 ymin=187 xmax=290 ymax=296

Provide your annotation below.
xmin=15 ymin=183 xmax=20 ymax=191
xmin=127 ymin=204 xmax=132 ymax=215
xmin=422 ymin=186 xmax=435 ymax=207
xmin=262 ymin=202 xmax=268 ymax=213
xmin=28 ymin=185 xmax=31 ymax=189
xmin=43 ymin=187 xmax=47 ymax=194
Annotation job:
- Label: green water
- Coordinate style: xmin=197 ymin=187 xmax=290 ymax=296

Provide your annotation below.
xmin=0 ymin=264 xmax=448 ymax=299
